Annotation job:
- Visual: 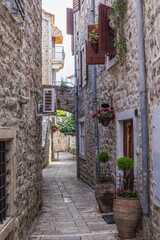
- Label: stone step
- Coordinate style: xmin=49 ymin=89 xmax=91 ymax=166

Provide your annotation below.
xmin=29 ymin=230 xmax=119 ymax=240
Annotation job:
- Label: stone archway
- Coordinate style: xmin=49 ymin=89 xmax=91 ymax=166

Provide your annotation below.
xmin=53 ymin=86 xmax=75 ymax=114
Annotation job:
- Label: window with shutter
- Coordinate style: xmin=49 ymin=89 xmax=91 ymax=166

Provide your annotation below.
xmin=87 ymin=25 xmax=105 ymax=65
xmin=153 ymin=107 xmax=160 ymax=207
xmin=73 ymin=0 xmax=80 ymax=13
xmin=66 ymin=8 xmax=74 ymax=35
xmin=78 ymin=51 xmax=82 ymax=86
xmin=99 ymin=4 xmax=115 ymax=55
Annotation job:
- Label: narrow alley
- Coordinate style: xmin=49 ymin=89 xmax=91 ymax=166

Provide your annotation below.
xmin=29 ymin=153 xmax=118 ymax=240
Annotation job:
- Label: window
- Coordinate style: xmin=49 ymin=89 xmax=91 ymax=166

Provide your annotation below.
xmin=0 ymin=128 xmax=16 ymax=240
xmin=0 ymin=141 xmax=8 ymax=224
xmin=3 ymin=0 xmax=25 ymax=25
xmin=79 ymin=118 xmax=85 ymax=157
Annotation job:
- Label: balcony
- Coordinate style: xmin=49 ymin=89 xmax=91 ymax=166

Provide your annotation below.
xmin=52 ymin=46 xmax=65 ymax=72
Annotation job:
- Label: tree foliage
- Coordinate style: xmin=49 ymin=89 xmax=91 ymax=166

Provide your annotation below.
xmin=59 ymin=114 xmax=76 ymax=136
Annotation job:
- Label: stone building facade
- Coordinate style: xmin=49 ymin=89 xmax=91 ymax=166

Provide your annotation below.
xmin=73 ymin=0 xmax=160 ymax=239
xmin=0 ymin=1 xmax=42 ymax=239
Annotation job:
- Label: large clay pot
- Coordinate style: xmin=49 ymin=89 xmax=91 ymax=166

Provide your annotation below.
xmin=95 ymin=182 xmax=115 ymax=213
xmin=113 ymin=197 xmax=142 ymax=239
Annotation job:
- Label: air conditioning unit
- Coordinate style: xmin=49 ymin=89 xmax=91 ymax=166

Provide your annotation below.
xmin=43 ymin=88 xmax=56 ymax=113
xmin=35 ymin=88 xmax=57 ymax=117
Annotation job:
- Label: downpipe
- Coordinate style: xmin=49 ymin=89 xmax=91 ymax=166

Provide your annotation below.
xmin=136 ymin=0 xmax=149 ymax=216
xmin=74 ymin=13 xmax=80 ymax=178
xmin=91 ymin=0 xmax=99 ymax=178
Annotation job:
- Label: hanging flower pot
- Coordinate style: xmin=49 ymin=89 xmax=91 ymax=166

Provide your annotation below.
xmin=91 ymin=42 xmax=98 ymax=54
xmin=92 ymin=107 xmax=115 ymax=127
xmin=102 ymin=119 xmax=109 ymax=127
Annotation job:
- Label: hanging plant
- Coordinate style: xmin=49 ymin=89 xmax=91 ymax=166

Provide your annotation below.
xmin=109 ymin=0 xmax=127 ymax=65
xmin=88 ymin=23 xmax=99 ymax=53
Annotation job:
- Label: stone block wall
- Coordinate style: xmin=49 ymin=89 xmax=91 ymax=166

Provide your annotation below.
xmin=53 ymin=130 xmax=68 ymax=152
xmin=143 ymin=1 xmax=160 ymax=239
xmin=76 ymin=0 xmax=142 ymax=190
xmin=0 ymin=1 xmax=42 ymax=239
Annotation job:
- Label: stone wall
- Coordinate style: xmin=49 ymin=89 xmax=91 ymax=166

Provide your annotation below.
xmin=0 ymin=1 xmax=42 ymax=239
xmin=54 ymin=86 xmax=75 ymax=114
xmin=53 ymin=130 xmax=68 ymax=152
xmin=75 ymin=0 xmax=154 ymax=239
xmin=143 ymin=1 xmax=160 ymax=239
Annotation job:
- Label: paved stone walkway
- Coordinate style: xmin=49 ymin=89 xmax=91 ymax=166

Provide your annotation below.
xmin=29 ymin=152 xmax=119 ymax=240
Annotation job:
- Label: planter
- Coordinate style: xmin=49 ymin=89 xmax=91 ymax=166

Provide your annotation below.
xmin=95 ymin=182 xmax=115 ymax=213
xmin=113 ymin=197 xmax=142 ymax=239
xmin=91 ymin=42 xmax=98 ymax=54
xmin=102 ymin=119 xmax=110 ymax=126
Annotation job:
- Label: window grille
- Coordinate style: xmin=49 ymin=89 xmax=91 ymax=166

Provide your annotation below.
xmin=0 ymin=141 xmax=8 ymax=224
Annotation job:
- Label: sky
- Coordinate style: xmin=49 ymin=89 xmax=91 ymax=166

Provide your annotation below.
xmin=42 ymin=0 xmax=74 ymax=81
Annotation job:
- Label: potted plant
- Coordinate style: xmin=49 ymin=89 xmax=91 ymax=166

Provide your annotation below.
xmin=88 ymin=23 xmax=99 ymax=53
xmin=113 ymin=156 xmax=142 ymax=239
xmin=92 ymin=106 xmax=115 ymax=127
xmin=95 ymin=151 xmax=115 ymax=213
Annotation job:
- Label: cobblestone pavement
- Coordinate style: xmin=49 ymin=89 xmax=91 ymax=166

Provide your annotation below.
xmin=29 ymin=152 xmax=119 ymax=240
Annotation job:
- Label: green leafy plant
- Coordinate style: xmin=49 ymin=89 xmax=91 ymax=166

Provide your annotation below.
xmin=116 ymin=188 xmax=137 ymax=198
xmin=97 ymin=151 xmax=110 ymax=163
xmin=116 ymin=156 xmax=134 ymax=191
xmin=116 ymin=156 xmax=134 ymax=172
xmin=60 ymin=78 xmax=68 ymax=93
xmin=88 ymin=23 xmax=99 ymax=43
xmin=109 ymin=0 xmax=127 ymax=65
xmin=59 ymin=114 xmax=76 ymax=136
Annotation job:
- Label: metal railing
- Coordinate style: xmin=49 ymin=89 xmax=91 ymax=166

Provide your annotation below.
xmin=14 ymin=0 xmax=25 ymax=20
xmin=0 ymin=141 xmax=8 ymax=224
xmin=53 ymin=46 xmax=65 ymax=61
xmin=51 ymin=81 xmax=74 ymax=87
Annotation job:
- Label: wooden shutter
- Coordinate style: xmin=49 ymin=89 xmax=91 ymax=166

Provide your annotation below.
xmin=67 ymin=8 xmax=74 ymax=35
xmin=99 ymin=4 xmax=115 ymax=54
xmin=71 ymin=35 xmax=74 ymax=55
xmin=78 ymin=51 xmax=82 ymax=86
xmin=84 ymin=41 xmax=88 ymax=81
xmin=73 ymin=0 xmax=80 ymax=13
xmin=87 ymin=25 xmax=105 ymax=65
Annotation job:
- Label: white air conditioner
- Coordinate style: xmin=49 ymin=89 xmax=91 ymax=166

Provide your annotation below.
xmin=43 ymin=88 xmax=56 ymax=113
xmin=35 ymin=88 xmax=57 ymax=118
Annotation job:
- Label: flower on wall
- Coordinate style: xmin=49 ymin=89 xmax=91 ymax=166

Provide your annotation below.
xmin=92 ymin=107 xmax=115 ymax=123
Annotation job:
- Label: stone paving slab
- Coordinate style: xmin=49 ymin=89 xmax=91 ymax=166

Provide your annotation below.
xmin=29 ymin=152 xmax=119 ymax=240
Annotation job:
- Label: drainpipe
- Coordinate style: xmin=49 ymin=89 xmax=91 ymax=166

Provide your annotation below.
xmin=42 ymin=16 xmax=51 ymax=85
xmin=136 ymin=0 xmax=149 ymax=216
xmin=74 ymin=13 xmax=80 ymax=178
xmin=91 ymin=0 xmax=99 ymax=178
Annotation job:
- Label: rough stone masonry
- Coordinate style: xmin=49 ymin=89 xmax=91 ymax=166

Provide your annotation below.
xmin=0 ymin=0 xmax=42 ymax=239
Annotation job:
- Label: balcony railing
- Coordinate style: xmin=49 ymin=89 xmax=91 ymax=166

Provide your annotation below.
xmin=52 ymin=46 xmax=65 ymax=62
xmin=51 ymin=81 xmax=74 ymax=87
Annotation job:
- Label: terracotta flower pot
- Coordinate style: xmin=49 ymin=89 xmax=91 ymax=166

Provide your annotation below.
xmin=102 ymin=119 xmax=109 ymax=126
xmin=95 ymin=182 xmax=115 ymax=213
xmin=113 ymin=197 xmax=142 ymax=239
xmin=91 ymin=42 xmax=98 ymax=53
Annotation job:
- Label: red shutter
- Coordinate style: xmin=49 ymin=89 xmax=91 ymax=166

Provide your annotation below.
xmin=73 ymin=0 xmax=80 ymax=13
xmin=66 ymin=8 xmax=74 ymax=35
xmin=71 ymin=35 xmax=74 ymax=55
xmin=78 ymin=51 xmax=82 ymax=86
xmin=87 ymin=25 xmax=105 ymax=65
xmin=99 ymin=4 xmax=115 ymax=54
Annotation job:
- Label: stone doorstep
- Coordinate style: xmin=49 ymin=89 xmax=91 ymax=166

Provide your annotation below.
xmin=29 ymin=229 xmax=118 ymax=238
